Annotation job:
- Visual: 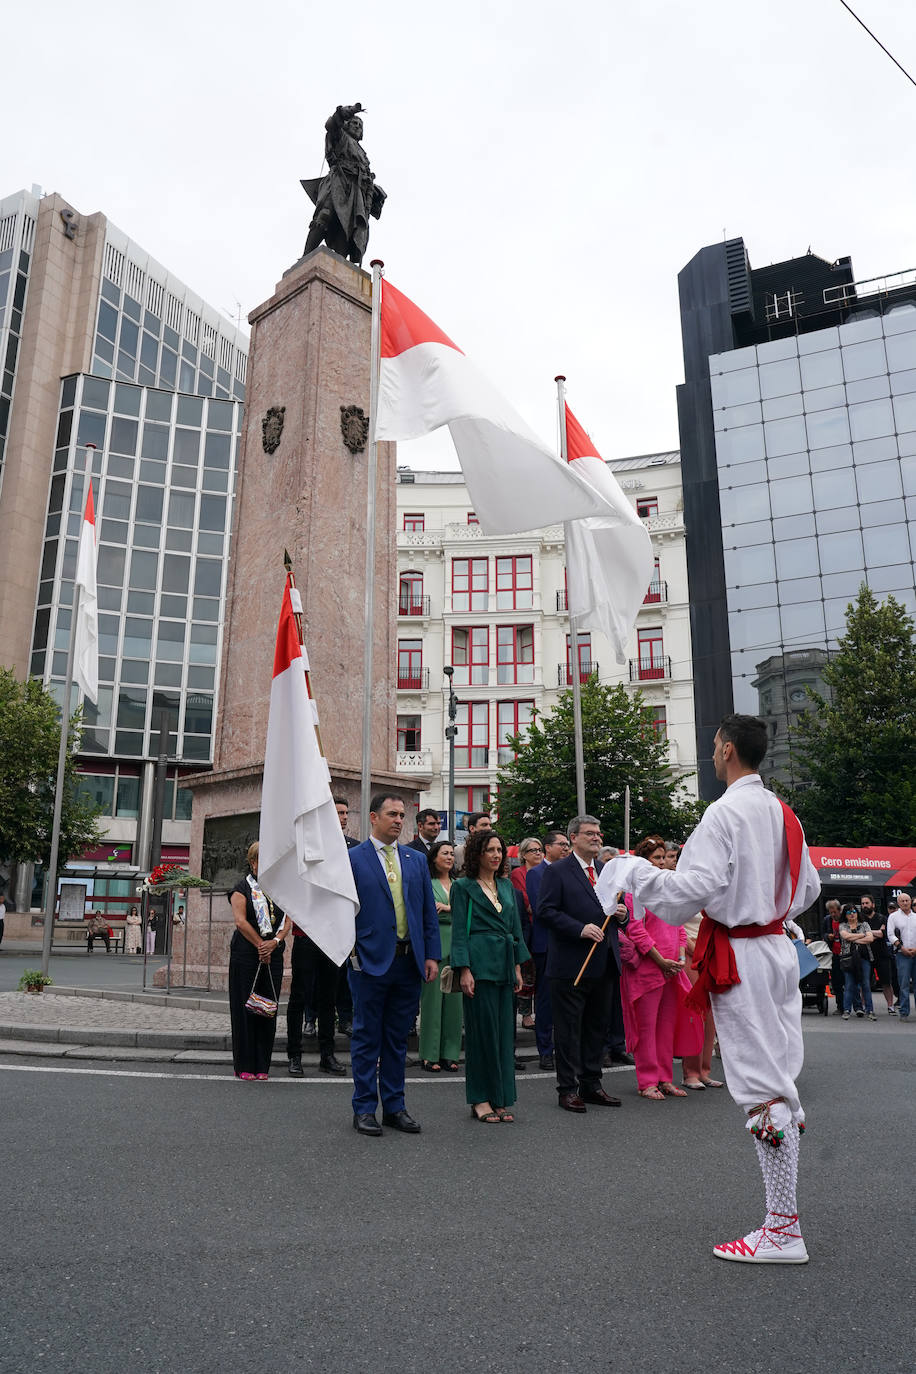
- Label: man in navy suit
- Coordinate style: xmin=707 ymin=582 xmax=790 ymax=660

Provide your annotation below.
xmin=537 ymin=815 xmax=629 ymax=1113
xmin=348 ymin=794 xmax=441 ymax=1136
xmin=525 ymin=830 xmax=570 ymax=1070
xmin=407 ymin=807 xmax=441 ymax=855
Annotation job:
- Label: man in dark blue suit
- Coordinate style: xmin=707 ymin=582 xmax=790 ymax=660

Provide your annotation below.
xmin=525 ymin=830 xmax=570 ymax=1070
xmin=537 ymin=815 xmax=629 ymax=1112
xmin=348 ymin=794 xmax=441 ymax=1136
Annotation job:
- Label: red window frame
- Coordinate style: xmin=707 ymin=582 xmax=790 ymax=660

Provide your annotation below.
xmin=397 ymin=715 xmax=422 ymax=752
xmin=497 ymin=624 xmax=534 ymax=684
xmin=455 ymin=701 xmax=489 ymax=768
xmin=397 ymin=638 xmax=422 ymax=689
xmin=403 ymin=513 xmax=425 ymax=531
xmin=651 ymin=706 xmax=667 ymax=741
xmin=452 ymin=556 xmax=488 ymax=612
xmin=497 ymin=700 xmax=534 ymax=764
xmin=452 ymin=625 xmax=489 ymax=686
xmin=398 ymin=571 xmax=424 ymax=615
xmin=467 ymin=511 xmax=479 ymax=526
xmin=457 ymin=786 xmax=490 ymax=815
xmin=644 ymin=557 xmax=662 ymax=604
xmin=565 ymin=632 xmax=593 ymax=684
xmin=637 ymin=627 xmax=665 ymax=680
xmin=636 ymin=497 xmax=658 ymax=520
xmin=495 ymin=555 xmax=533 ymax=610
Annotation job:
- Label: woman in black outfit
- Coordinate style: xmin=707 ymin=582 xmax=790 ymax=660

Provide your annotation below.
xmin=228 ymin=842 xmax=290 ymax=1079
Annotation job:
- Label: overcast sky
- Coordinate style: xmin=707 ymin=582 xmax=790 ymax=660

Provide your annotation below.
xmin=5 ymin=0 xmax=915 ymax=467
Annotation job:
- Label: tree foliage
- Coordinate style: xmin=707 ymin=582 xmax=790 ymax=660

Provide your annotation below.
xmin=495 ymin=677 xmax=705 ymax=843
xmin=783 ymin=586 xmax=916 ymax=845
xmin=0 ymin=669 xmax=104 ymax=866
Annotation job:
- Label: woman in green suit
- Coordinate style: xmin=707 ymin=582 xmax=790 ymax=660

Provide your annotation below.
xmin=451 ymin=830 xmax=529 ymax=1123
xmin=419 ymin=841 xmax=464 ymax=1072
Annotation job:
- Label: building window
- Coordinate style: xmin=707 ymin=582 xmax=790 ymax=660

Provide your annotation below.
xmin=497 ymin=624 xmax=534 ymax=684
xmin=397 ymin=715 xmax=421 ymax=752
xmin=403 ymin=513 xmax=425 ymax=532
xmin=457 ymin=786 xmax=490 ymax=816
xmin=398 ymin=571 xmax=424 ymax=615
xmin=398 ymin=638 xmax=423 ymax=689
xmin=648 ymin=705 xmax=667 ymax=740
xmin=452 ymin=626 xmax=489 ymax=685
xmin=644 ymin=556 xmax=663 ymax=604
xmin=456 ymin=702 xmax=489 ymax=768
xmin=467 ymin=511 xmax=479 ymax=525
xmin=495 ymin=555 xmax=533 ymax=610
xmin=497 ymin=700 xmax=535 ymax=764
xmin=452 ymin=556 xmax=488 ymax=612
xmin=637 ymin=496 xmax=658 ymax=520
xmin=565 ymin=632 xmax=594 ymax=684
xmin=637 ymin=627 xmax=666 ymax=680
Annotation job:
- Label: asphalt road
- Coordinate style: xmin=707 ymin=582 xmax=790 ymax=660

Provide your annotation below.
xmin=1 ymin=1016 xmax=913 ymax=1374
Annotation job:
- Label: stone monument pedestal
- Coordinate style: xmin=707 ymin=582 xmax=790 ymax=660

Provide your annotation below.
xmin=165 ymin=250 xmax=426 ymax=989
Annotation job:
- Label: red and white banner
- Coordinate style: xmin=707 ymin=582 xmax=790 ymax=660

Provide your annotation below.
xmin=73 ymin=478 xmax=99 ymax=704
xmin=258 ymin=578 xmax=358 ymax=964
xmin=809 ymin=847 xmax=916 ymax=889
xmin=375 ymin=279 xmax=613 ymax=536
xmin=563 ymin=404 xmax=653 ymax=666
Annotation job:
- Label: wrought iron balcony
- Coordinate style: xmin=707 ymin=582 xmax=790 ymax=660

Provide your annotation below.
xmin=629 ymin=655 xmax=671 ymax=683
xmin=397 ymin=594 xmax=430 ymax=617
xmin=397 ymin=668 xmax=430 ymax=690
xmin=642 ymin=579 xmax=668 ymax=606
xmin=556 ymin=589 xmax=568 ymax=612
xmin=558 ymin=661 xmax=599 ymax=686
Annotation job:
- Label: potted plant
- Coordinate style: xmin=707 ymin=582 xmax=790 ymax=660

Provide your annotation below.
xmin=18 ymin=969 xmax=53 ymax=994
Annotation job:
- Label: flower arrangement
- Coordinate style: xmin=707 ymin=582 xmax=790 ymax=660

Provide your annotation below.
xmin=142 ymin=863 xmax=211 ymax=893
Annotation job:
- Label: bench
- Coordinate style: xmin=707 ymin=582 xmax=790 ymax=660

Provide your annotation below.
xmin=53 ymin=922 xmax=126 ymax=954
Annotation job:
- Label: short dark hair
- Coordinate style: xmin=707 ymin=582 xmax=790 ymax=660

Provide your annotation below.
xmin=717 ymin=713 xmax=768 ymax=770
xmin=463 ymin=829 xmax=507 ymax=879
xmin=333 ymin=796 xmax=348 ymax=808
xmin=466 ymin=811 xmax=489 ymax=831
xmin=543 ymin=829 xmax=567 ymax=848
xmin=427 ymin=839 xmax=454 ymax=876
xmin=417 ymin=807 xmax=439 ymax=826
xmin=369 ymin=792 xmax=403 ymax=815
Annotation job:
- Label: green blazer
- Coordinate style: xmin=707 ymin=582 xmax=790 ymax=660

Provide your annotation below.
xmin=450 ymin=876 xmax=530 ymax=985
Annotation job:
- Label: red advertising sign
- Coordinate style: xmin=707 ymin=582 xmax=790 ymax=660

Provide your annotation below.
xmin=808 ymin=847 xmax=916 ymax=888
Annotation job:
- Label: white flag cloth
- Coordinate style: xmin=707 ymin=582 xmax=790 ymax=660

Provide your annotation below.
xmin=564 ymin=404 xmax=654 ymax=666
xmin=258 ymin=579 xmax=358 ymax=964
xmin=73 ymin=478 xmax=99 ymax=704
xmin=375 ymin=278 xmax=612 ymax=536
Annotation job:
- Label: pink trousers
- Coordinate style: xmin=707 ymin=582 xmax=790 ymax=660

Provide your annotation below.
xmin=631 ymin=980 xmax=679 ymax=1091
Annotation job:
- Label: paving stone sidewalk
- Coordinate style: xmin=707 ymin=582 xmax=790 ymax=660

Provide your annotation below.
xmin=0 ymin=991 xmax=230 ymax=1033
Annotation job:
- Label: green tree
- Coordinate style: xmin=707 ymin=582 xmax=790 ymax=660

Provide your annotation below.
xmin=0 ymin=669 xmax=104 ymax=866
xmin=784 ymin=585 xmax=916 ymax=845
xmin=495 ymin=677 xmax=705 ymax=842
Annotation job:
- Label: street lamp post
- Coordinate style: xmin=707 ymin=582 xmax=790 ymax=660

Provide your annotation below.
xmin=443 ymin=665 xmax=458 ymax=843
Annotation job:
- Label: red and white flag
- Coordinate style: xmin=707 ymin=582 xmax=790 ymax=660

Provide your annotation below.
xmin=257 ymin=578 xmax=358 ymax=965
xmin=375 ymin=279 xmax=611 ymax=536
xmin=563 ymin=404 xmax=653 ymax=666
xmin=73 ymin=478 xmax=99 ymax=704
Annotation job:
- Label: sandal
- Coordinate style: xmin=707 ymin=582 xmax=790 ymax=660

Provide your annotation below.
xmin=700 ymin=1076 xmax=725 ymax=1089
xmin=237 ymin=1072 xmax=255 ymax=1081
xmin=682 ymin=1078 xmax=706 ymax=1091
xmin=420 ymin=1060 xmax=441 ymax=1073
xmin=495 ymin=1108 xmax=515 ymax=1123
xmin=471 ymin=1104 xmax=501 ymax=1123
xmin=521 ymin=1015 xmax=535 ymax=1029
xmin=659 ymin=1081 xmax=687 ymax=1098
xmin=639 ymin=1087 xmax=665 ymax=1101
xmin=442 ymin=1060 xmax=459 ymax=1072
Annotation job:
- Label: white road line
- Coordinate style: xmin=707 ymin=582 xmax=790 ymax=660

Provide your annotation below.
xmin=0 ymin=1062 xmax=635 ymax=1084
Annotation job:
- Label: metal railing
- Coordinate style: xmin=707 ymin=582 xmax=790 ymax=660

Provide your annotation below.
xmin=629 ymin=655 xmax=671 ymax=683
xmin=397 ymin=594 xmax=430 ymax=617
xmin=556 ymin=589 xmax=568 ymax=612
xmin=558 ymin=661 xmax=599 ymax=686
xmin=643 ymin=579 xmax=668 ymax=605
xmin=397 ymin=667 xmax=430 ymax=690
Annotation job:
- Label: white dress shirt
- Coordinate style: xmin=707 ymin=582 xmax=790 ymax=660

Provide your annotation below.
xmin=888 ymin=910 xmax=916 ymax=948
xmin=370 ymin=833 xmax=401 ymax=879
xmin=596 ymin=774 xmax=821 ymax=930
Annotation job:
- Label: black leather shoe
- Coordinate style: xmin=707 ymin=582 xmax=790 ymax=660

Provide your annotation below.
xmin=558 ymin=1092 xmax=587 ymax=1113
xmin=338 ymin=1022 xmax=353 ymax=1037
xmin=287 ymin=1055 xmax=304 ymax=1077
xmin=304 ymin=1020 xmax=317 ymax=1038
xmin=319 ymin=1054 xmax=346 ymax=1076
xmin=580 ymin=1088 xmax=621 ymax=1107
xmin=514 ymin=1058 xmax=527 ymax=1071
xmin=608 ymin=1051 xmax=634 ymax=1066
xmin=381 ymin=1109 xmax=421 ymax=1133
xmin=353 ymin=1113 xmax=382 ymax=1136
xmin=538 ymin=1054 xmax=555 ymax=1071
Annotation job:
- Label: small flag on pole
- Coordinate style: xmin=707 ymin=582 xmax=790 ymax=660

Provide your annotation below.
xmin=375 ymin=278 xmax=612 ymax=536
xmin=73 ymin=477 xmax=99 ymax=704
xmin=563 ymin=403 xmax=653 ymax=666
xmin=258 ymin=576 xmax=358 ymax=965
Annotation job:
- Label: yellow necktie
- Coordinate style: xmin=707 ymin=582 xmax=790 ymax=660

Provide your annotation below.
xmin=383 ymin=845 xmax=408 ymax=939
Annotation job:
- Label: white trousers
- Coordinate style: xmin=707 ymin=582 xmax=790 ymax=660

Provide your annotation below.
xmin=711 ymin=935 xmax=803 ymax=1117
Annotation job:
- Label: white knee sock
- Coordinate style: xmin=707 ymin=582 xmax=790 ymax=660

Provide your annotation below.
xmin=755 ymin=1122 xmax=801 ymax=1233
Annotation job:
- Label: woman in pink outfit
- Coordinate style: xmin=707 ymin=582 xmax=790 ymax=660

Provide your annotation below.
xmin=618 ymin=835 xmax=702 ymax=1101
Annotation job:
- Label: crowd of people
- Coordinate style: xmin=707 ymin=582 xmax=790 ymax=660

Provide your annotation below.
xmin=823 ymin=892 xmax=916 ymax=1020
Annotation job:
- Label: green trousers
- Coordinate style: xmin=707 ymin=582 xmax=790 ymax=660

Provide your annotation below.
xmin=418 ymin=970 xmax=464 ymax=1065
xmin=463 ymin=979 xmax=517 ymax=1108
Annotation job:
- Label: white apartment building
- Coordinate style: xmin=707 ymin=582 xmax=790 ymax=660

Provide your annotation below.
xmin=394 ymin=453 xmax=697 ymax=826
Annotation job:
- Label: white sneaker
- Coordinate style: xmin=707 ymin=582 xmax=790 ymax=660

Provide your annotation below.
xmin=714 ymin=1216 xmax=809 ymax=1264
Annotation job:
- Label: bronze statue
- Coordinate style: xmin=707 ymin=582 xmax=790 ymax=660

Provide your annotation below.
xmin=301 ymin=103 xmax=386 ymax=267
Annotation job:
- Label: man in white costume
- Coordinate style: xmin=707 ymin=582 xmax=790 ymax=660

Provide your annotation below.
xmin=597 ymin=714 xmax=820 ymax=1264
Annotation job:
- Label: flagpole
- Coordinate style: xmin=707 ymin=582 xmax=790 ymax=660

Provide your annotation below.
xmin=40 ymin=444 xmax=95 ymax=974
xmin=556 ymin=377 xmax=587 ymax=816
xmin=360 ymin=260 xmax=384 ymax=841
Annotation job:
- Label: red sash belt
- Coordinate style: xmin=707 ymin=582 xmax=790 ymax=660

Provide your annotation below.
xmin=684 ymin=800 xmax=804 ymax=1018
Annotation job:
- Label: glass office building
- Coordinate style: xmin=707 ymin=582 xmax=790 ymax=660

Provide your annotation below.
xmin=678 ymin=238 xmax=916 ymax=795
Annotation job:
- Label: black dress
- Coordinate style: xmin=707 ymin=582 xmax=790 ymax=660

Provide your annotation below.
xmin=228 ymin=877 xmax=286 ymax=1077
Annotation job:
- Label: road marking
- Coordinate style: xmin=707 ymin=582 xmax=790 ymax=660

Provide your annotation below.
xmin=0 ymin=1062 xmax=635 ymax=1084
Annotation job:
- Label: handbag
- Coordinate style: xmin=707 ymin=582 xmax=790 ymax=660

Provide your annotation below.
xmin=839 ymin=950 xmax=859 ymax=975
xmin=245 ymin=961 xmax=279 ymax=1018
